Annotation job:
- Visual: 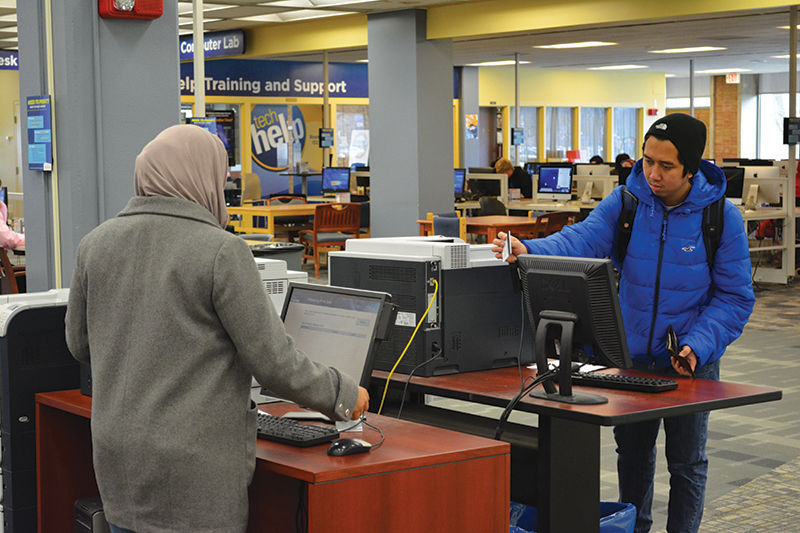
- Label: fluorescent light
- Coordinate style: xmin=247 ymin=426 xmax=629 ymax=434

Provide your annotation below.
xmin=772 ymin=54 xmax=800 ymax=59
xmin=587 ymin=65 xmax=648 ymax=71
xmin=466 ymin=60 xmax=532 ymax=67
xmin=777 ymin=25 xmax=800 ymax=29
xmin=356 ymin=59 xmax=369 ymax=63
xmin=649 ymin=46 xmax=726 ymax=54
xmin=694 ymin=68 xmax=751 ymax=74
xmin=535 ymin=41 xmax=616 ymax=50
xmin=277 ymin=10 xmax=355 ymax=22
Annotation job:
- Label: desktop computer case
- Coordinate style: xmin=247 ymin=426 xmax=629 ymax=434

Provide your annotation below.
xmin=1 ymin=304 xmax=81 ymax=533
xmin=329 ymin=254 xmax=532 ymax=376
xmin=74 ymin=497 xmax=111 ymax=533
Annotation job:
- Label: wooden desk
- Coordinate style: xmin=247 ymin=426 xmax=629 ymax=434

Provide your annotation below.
xmin=228 ymin=204 xmax=318 ymax=236
xmin=36 ymin=390 xmax=510 ymax=533
xmin=419 ymin=215 xmax=540 ymax=241
xmin=373 ymin=366 xmax=782 ymax=533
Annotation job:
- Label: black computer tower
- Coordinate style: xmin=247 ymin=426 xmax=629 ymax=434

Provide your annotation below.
xmin=329 ymin=255 xmax=532 ymax=376
xmin=1 ymin=304 xmax=81 ymax=532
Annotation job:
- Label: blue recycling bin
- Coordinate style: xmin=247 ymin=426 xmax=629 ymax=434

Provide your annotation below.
xmin=510 ymin=501 xmax=636 ymax=533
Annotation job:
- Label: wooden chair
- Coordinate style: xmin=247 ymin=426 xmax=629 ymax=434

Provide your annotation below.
xmin=426 ymin=212 xmax=467 ymax=240
xmin=525 ymin=211 xmax=576 ymax=239
xmin=266 ymin=194 xmax=312 ymax=241
xmin=0 ymin=248 xmax=25 ymax=294
xmin=299 ymin=203 xmax=362 ymax=278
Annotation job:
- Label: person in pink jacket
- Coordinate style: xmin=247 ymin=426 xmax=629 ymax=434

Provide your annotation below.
xmin=0 ymin=183 xmax=24 ymax=249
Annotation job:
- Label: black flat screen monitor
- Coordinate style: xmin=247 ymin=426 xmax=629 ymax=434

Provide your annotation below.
xmin=516 ymin=255 xmax=632 ymax=405
xmin=536 ymin=165 xmax=574 ymax=202
xmin=321 ymin=167 xmax=351 ymax=194
xmin=525 ymin=162 xmax=541 ymax=176
xmin=617 ymin=166 xmax=633 ymax=187
xmin=721 ymin=167 xmax=745 ymax=200
xmin=279 ymin=282 xmax=395 ymax=389
xmin=454 ymin=168 xmax=466 ymax=199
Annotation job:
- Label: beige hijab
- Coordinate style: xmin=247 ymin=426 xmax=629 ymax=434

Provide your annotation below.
xmin=134 ymin=124 xmax=230 ymax=228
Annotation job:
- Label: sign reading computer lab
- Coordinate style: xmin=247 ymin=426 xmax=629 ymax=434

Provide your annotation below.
xmin=179 ymin=59 xmax=369 ymax=98
xmin=0 ymin=51 xmax=18 ymax=70
xmin=179 ymin=30 xmax=245 ymax=61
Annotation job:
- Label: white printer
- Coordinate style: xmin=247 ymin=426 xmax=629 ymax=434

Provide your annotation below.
xmin=253 ymin=257 xmax=308 ymax=313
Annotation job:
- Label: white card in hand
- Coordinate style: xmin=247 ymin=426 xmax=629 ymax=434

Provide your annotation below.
xmin=502 ymin=231 xmax=511 ymax=261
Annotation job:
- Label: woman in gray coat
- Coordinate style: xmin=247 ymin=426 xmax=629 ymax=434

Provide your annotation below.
xmin=65 ymin=124 xmax=368 ymax=533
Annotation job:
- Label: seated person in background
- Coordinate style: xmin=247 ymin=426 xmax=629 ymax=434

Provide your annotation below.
xmin=494 ymin=157 xmax=532 ymax=198
xmin=589 ymin=155 xmax=605 ymax=164
xmin=65 ymin=125 xmax=368 ymax=533
xmin=612 ymin=152 xmax=636 ymax=175
xmin=0 ymin=180 xmax=24 ymax=250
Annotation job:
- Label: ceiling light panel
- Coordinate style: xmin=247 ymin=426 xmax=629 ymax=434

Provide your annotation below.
xmin=694 ymin=68 xmax=752 ymax=74
xmin=535 ymin=41 xmax=616 ymax=50
xmin=587 ymin=65 xmax=648 ymax=70
xmin=466 ymin=60 xmax=532 ymax=67
xmin=649 ymin=46 xmax=727 ymax=54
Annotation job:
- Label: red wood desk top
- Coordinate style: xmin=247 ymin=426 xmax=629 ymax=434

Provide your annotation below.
xmin=373 ymin=366 xmax=783 ymax=426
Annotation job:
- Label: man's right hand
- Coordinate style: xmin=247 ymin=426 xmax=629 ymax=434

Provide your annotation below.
xmin=492 ymin=232 xmax=527 ymax=261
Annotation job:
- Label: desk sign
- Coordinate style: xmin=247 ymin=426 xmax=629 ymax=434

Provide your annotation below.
xmin=191 ymin=117 xmax=217 ymax=135
xmin=511 ymin=127 xmax=524 ymax=146
xmin=319 ymin=128 xmax=334 ymax=148
xmin=27 ymin=95 xmax=52 ymax=171
xmin=784 ymin=117 xmax=800 ymax=145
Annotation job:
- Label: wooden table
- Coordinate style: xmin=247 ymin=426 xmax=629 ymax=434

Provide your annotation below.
xmin=418 ymin=215 xmax=541 ymax=241
xmin=36 ymin=390 xmax=510 ymax=533
xmin=228 ymin=203 xmax=318 ymax=236
xmin=373 ymin=366 xmax=782 ymax=533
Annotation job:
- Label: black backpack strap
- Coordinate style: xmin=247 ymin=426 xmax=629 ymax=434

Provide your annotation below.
xmin=616 ymin=186 xmax=638 ymax=267
xmin=702 ymin=196 xmax=726 ymax=273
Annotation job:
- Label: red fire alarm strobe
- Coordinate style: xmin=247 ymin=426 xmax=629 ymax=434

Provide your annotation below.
xmin=99 ymin=0 xmax=163 ymax=20
xmin=647 ymin=109 xmax=659 ymax=116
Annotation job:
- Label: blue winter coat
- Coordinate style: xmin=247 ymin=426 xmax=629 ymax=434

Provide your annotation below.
xmin=521 ymin=159 xmax=754 ymax=368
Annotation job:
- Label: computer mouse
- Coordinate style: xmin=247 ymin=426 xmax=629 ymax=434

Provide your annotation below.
xmin=327 ymin=437 xmax=372 ymax=457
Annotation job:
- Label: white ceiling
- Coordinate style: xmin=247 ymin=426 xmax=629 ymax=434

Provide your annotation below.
xmin=1 ymin=1 xmax=799 ymax=79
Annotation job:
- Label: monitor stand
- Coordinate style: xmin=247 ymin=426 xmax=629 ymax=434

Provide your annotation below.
xmin=529 ymin=310 xmax=608 ymax=405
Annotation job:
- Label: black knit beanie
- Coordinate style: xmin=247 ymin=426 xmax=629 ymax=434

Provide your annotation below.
xmin=644 ymin=113 xmax=706 ymax=175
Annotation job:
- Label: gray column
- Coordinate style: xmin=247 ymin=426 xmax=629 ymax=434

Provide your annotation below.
xmin=18 ymin=0 xmax=180 ymax=290
xmin=457 ymin=66 xmax=480 ymax=168
xmin=367 ymin=10 xmax=453 ymax=237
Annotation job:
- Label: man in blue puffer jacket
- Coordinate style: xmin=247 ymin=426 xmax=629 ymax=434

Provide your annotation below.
xmin=493 ymin=113 xmax=754 ymax=533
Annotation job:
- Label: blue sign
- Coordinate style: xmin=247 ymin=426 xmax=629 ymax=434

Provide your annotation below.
xmin=0 ymin=51 xmax=18 ymax=70
xmin=180 ymin=59 xmax=369 ymax=98
xmin=179 ymin=30 xmax=244 ymax=61
xmin=27 ymin=95 xmax=53 ymax=171
xmin=191 ymin=117 xmax=217 ymax=134
xmin=251 ymin=105 xmax=306 ymax=172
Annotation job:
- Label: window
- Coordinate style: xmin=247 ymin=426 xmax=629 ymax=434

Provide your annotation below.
xmin=510 ymin=107 xmax=540 ymax=164
xmin=612 ymin=108 xmax=638 ymax=160
xmin=545 ymin=107 xmax=574 ymax=161
xmin=336 ymin=105 xmax=369 ymax=167
xmin=580 ymin=108 xmax=606 ymax=162
xmin=758 ymin=93 xmax=799 ymax=160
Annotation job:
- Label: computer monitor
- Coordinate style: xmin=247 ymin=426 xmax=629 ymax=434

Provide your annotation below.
xmin=721 ymin=167 xmax=745 ymax=203
xmin=575 ymin=164 xmax=611 ymax=176
xmin=617 ymin=166 xmax=633 ymax=187
xmin=279 ymin=282 xmax=395 ymax=389
xmin=742 ymin=166 xmax=780 ymax=180
xmin=0 ymin=186 xmax=7 ymax=206
xmin=743 ymin=177 xmax=783 ymax=209
xmin=516 ymin=255 xmax=632 ymax=405
xmin=536 ymin=165 xmax=574 ymax=202
xmin=321 ymin=167 xmax=351 ymax=194
xmin=223 ymin=188 xmax=242 ymax=207
xmin=454 ymin=168 xmax=466 ymax=199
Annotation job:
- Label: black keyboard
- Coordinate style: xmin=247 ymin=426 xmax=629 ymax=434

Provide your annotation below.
xmin=256 ymin=412 xmax=339 ymax=447
xmin=570 ymin=372 xmax=678 ymax=393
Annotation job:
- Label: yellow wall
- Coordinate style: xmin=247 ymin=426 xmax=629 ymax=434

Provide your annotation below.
xmin=479 ymin=67 xmax=665 ymax=109
xmin=0 ymin=69 xmax=22 ymax=217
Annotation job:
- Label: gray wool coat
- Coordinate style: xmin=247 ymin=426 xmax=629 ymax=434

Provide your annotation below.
xmin=65 ymin=196 xmax=358 ymax=533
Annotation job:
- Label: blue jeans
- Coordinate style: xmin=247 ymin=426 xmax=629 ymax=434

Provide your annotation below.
xmin=613 ymin=359 xmax=720 ymax=533
xmin=109 ymin=525 xmax=136 ymax=533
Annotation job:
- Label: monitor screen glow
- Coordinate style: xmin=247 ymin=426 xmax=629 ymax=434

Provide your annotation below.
xmin=321 ymin=167 xmax=351 ymax=193
xmin=537 ymin=165 xmax=574 ymax=202
xmin=454 ymin=168 xmax=466 ymax=198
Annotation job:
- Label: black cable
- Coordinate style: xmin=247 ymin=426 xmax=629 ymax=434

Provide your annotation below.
xmin=494 ymin=367 xmax=557 ymax=441
xmin=516 ymin=291 xmax=527 ymax=390
xmin=361 ymin=418 xmax=386 ymax=450
xmin=396 ymin=345 xmax=444 ymax=419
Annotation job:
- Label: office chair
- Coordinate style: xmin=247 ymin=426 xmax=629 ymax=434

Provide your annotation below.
xmin=299 ymin=203 xmax=362 ymax=278
xmin=526 ymin=211 xmax=576 ymax=239
xmin=479 ymin=197 xmax=507 ymax=216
